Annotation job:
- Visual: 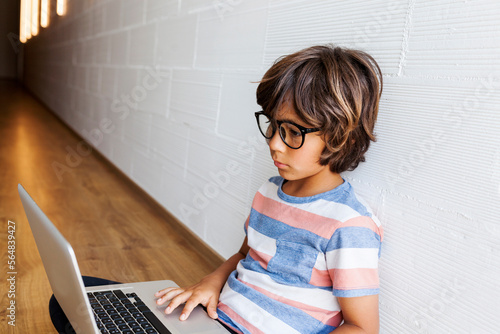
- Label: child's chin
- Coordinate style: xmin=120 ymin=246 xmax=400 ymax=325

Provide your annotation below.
xmin=277 ymin=169 xmax=294 ymax=180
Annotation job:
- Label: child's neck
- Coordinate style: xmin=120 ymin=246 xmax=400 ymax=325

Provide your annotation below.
xmin=282 ymin=172 xmax=344 ymax=198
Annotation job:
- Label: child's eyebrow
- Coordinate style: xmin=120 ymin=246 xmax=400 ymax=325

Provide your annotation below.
xmin=272 ymin=115 xmax=299 ymax=123
xmin=274 ymin=116 xmax=310 ymax=127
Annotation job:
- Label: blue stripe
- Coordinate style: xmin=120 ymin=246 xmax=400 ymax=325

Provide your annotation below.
xmin=333 ymin=288 xmax=379 ymax=297
xmin=226 ymin=272 xmax=336 ymax=334
xmin=326 ymin=226 xmax=381 ymax=251
xmin=216 ymin=311 xmax=251 ymax=334
xmin=327 ymin=183 xmax=372 ymax=217
xmin=248 ymin=208 xmax=330 ymax=250
xmin=269 ymin=176 xmax=282 ymax=186
xmin=239 ymin=256 xmax=331 ymax=292
xmin=267 ymin=176 xmax=373 ymax=219
xmin=240 ymin=255 xmax=319 ymax=289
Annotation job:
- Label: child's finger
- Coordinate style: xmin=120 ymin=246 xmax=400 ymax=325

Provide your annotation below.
xmin=179 ymin=297 xmax=203 ymax=321
xmin=165 ymin=290 xmax=193 ymax=315
xmin=155 ymin=287 xmax=185 ymax=305
xmin=206 ymin=297 xmax=219 ymax=319
xmin=155 ymin=287 xmax=177 ymax=298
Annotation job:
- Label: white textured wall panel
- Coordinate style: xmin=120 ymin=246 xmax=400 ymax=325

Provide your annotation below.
xmin=109 ymin=31 xmax=129 ymax=65
xmin=121 ymin=0 xmax=145 ymax=28
xmin=265 ymin=0 xmax=407 ymax=74
xmin=217 ymin=72 xmax=262 ymax=139
xmin=150 ymin=117 xmax=190 ymax=169
xmin=22 ymin=0 xmax=500 ymax=332
xmin=136 ymin=68 xmax=172 ymax=115
xmin=405 ymin=0 xmax=500 ymax=77
xmin=100 ymin=67 xmax=116 ymax=97
xmin=196 ymin=4 xmax=268 ymax=68
xmin=129 ymin=23 xmax=157 ymax=65
xmin=156 ymin=16 xmax=198 ymax=67
xmin=104 ymin=0 xmax=122 ymax=31
xmin=146 ymin=0 xmax=180 ymax=21
xmin=169 ymin=70 xmax=221 ymax=128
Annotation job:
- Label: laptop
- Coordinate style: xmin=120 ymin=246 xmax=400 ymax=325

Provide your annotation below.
xmin=18 ymin=184 xmax=231 ymax=334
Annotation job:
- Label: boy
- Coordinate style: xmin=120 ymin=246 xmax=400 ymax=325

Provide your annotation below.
xmin=156 ymin=44 xmax=384 ymax=334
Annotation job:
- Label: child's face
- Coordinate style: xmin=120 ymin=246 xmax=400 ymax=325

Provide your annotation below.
xmin=268 ymin=105 xmax=333 ymax=185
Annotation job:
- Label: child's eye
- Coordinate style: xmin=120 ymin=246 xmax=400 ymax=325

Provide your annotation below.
xmin=286 ymin=125 xmax=302 ymax=137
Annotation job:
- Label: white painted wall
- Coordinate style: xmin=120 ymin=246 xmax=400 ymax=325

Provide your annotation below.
xmin=23 ymin=0 xmax=500 ymax=333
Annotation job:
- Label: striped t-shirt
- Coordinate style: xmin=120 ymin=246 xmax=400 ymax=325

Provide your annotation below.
xmin=217 ymin=176 xmax=383 ymax=334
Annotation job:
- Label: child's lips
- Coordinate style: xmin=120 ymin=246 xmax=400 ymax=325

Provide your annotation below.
xmin=274 ymin=160 xmax=288 ymax=168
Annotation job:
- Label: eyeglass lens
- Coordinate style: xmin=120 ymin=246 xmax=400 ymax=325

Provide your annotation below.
xmin=257 ymin=114 xmax=303 ymax=149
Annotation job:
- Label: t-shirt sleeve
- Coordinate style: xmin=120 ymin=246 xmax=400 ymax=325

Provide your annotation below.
xmin=244 ymin=214 xmax=250 ymax=235
xmin=325 ymin=216 xmax=382 ymax=298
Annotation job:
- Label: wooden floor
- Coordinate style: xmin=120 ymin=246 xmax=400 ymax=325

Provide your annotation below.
xmin=0 ymin=80 xmax=224 ymax=333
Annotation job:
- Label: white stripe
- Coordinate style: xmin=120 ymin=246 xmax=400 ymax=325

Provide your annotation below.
xmin=326 ymin=248 xmax=380 ymax=269
xmin=247 ymin=226 xmax=276 ymax=257
xmin=313 ymin=252 xmax=327 ymax=271
xmin=353 ymin=192 xmax=382 ymax=227
xmin=237 ymin=263 xmax=340 ymax=312
xmin=259 ymin=183 xmax=362 ymax=222
xmin=220 ymin=283 xmax=302 ymax=334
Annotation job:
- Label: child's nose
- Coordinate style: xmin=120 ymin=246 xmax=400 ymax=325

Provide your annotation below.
xmin=268 ymin=128 xmax=286 ymax=151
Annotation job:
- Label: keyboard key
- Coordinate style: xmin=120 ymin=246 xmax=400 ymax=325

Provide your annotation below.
xmin=141 ymin=323 xmax=152 ymax=329
xmin=142 ymin=311 xmax=172 ymax=334
xmin=91 ymin=289 xmax=168 ymax=334
xmin=137 ymin=305 xmax=149 ymax=313
xmin=113 ymin=290 xmax=128 ymax=300
xmin=119 ymin=324 xmax=130 ymax=331
xmin=128 ymin=321 xmax=139 ymax=328
xmin=105 ymin=322 xmax=118 ymax=329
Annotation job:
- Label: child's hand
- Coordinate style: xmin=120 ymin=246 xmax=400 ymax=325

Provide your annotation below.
xmin=154 ymin=276 xmax=221 ymax=321
xmin=155 ymin=237 xmax=249 ymax=322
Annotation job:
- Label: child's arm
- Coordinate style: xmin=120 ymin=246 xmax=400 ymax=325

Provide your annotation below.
xmin=155 ymin=237 xmax=249 ymax=321
xmin=332 ymin=295 xmax=379 ymax=333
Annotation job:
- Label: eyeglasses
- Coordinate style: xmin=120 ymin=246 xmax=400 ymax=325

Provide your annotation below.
xmin=255 ymin=111 xmax=321 ymax=149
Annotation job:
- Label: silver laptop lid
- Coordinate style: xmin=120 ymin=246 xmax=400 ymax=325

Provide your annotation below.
xmin=18 ymin=184 xmax=100 ymax=334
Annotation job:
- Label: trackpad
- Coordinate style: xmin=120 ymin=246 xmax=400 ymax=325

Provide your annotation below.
xmin=157 ymin=305 xmax=228 ymax=333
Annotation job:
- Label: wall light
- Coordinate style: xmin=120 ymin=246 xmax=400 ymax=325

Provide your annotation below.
xmin=19 ymin=0 xmax=27 ymax=43
xmin=31 ymin=0 xmax=39 ymax=36
xmin=40 ymin=0 xmax=49 ymax=28
xmin=57 ymin=0 xmax=66 ymax=16
xmin=20 ymin=0 xmax=32 ymax=42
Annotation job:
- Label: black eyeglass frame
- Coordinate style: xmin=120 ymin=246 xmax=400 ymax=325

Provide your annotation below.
xmin=254 ymin=111 xmax=321 ymax=149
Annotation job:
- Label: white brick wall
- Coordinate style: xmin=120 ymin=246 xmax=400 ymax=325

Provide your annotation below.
xmin=23 ymin=0 xmax=500 ymax=333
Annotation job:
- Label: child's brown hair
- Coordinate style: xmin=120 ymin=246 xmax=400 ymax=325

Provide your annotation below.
xmin=256 ymin=44 xmax=383 ymax=173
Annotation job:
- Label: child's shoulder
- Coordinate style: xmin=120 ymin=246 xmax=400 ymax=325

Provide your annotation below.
xmin=267 ymin=175 xmax=282 ymax=186
xmin=315 ymin=180 xmax=381 ymax=228
xmin=261 ymin=176 xmax=379 ymax=224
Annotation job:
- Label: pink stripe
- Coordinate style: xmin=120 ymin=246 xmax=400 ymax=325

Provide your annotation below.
xmin=253 ymin=192 xmax=340 ymax=239
xmin=239 ymin=279 xmax=342 ymax=327
xmin=330 ymin=268 xmax=379 ymax=290
xmin=342 ymin=216 xmax=383 ymax=238
xmin=218 ymin=303 xmax=265 ymax=334
xmin=310 ymin=268 xmax=332 ymax=287
xmin=248 ymin=249 xmax=272 ymax=270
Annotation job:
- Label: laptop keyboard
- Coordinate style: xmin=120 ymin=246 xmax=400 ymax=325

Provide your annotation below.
xmin=88 ymin=290 xmax=171 ymax=334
